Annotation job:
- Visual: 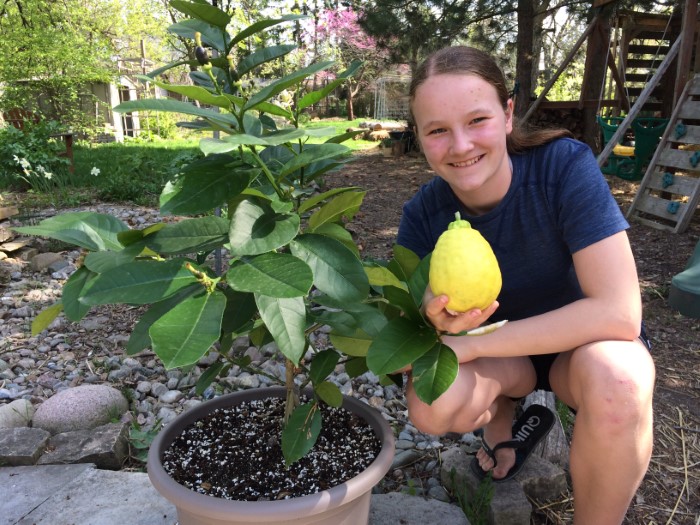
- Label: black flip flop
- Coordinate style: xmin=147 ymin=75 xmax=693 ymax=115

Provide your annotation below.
xmin=470 ymin=403 xmax=556 ymax=483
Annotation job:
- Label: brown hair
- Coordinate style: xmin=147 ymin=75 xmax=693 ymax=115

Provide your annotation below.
xmin=409 ymin=46 xmax=571 ymax=153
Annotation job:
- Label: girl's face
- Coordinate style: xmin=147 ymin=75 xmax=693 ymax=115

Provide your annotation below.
xmin=412 ymin=73 xmax=514 ymax=213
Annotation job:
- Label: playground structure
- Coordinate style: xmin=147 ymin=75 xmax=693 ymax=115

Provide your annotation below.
xmin=597 ymin=115 xmax=669 ymax=180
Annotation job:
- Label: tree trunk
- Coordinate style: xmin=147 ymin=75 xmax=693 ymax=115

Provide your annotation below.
xmin=581 ymin=8 xmax=613 ymax=151
xmin=346 ymin=88 xmax=355 ymax=120
xmin=515 ymin=0 xmax=535 ymax=118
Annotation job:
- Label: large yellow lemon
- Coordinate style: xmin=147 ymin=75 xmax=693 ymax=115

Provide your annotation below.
xmin=429 ymin=212 xmax=502 ymax=312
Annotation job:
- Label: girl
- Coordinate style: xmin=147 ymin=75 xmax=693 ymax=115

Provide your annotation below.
xmin=397 ymin=46 xmax=655 ymax=524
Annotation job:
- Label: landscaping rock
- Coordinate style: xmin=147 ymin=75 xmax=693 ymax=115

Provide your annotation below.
xmin=37 ymin=421 xmax=129 ymax=470
xmin=440 ymin=445 xmax=532 ymax=525
xmin=29 ymin=252 xmax=64 ymax=272
xmin=0 ymin=398 xmax=34 ymax=428
xmin=369 ymin=492 xmax=468 ymax=524
xmin=517 ymin=454 xmax=568 ymax=502
xmin=0 ymin=427 xmax=51 ymax=465
xmin=32 ymin=384 xmax=129 ymax=435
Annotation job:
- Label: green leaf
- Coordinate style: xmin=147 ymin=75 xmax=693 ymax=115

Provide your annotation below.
xmin=297 ymin=61 xmax=363 ymax=110
xmin=291 ymin=233 xmax=369 ymax=303
xmin=226 ymin=252 xmax=313 ymax=298
xmin=281 ymin=401 xmax=321 ymax=465
xmin=313 ymin=309 xmax=358 ymax=335
xmin=160 ymin=160 xmax=255 ymax=216
xmin=199 ymin=135 xmax=268 ymax=153
xmin=312 ymin=222 xmax=359 ymax=256
xmin=310 ymin=295 xmax=387 ymax=338
xmin=412 ymin=343 xmax=459 ymax=405
xmin=140 ymin=76 xmax=231 ymax=109
xmin=150 ymin=289 xmax=227 ymax=369
xmin=114 ymin=99 xmax=238 ymax=129
xmin=236 ymin=45 xmax=296 ymax=78
xmin=344 ymin=356 xmax=369 ymax=378
xmin=147 ymin=216 xmax=229 ymax=255
xmin=297 ymin=186 xmax=361 ymax=214
xmin=255 ymin=294 xmax=306 ymax=365
xmin=170 ymin=0 xmax=231 ymax=28
xmin=14 ymin=212 xmax=128 ymax=252
xmin=330 ymin=329 xmax=372 ymax=357
xmin=229 ymin=196 xmax=300 ymax=256
xmin=341 ymin=304 xmax=388 ymax=338
xmin=31 ymin=303 xmax=63 ymax=336
xmin=324 ymin=129 xmax=365 ymax=144
xmin=309 ymin=349 xmax=340 ymax=384
xmin=365 ymin=265 xmax=409 ymax=291
xmin=278 ymin=143 xmax=349 ymax=179
xmin=393 ymin=244 xmax=421 ymax=278
xmin=83 ymin=243 xmax=143 ymax=273
xmin=366 ymin=317 xmax=438 ymax=375
xmin=383 ymin=285 xmax=423 ymax=323
xmin=308 ymin=190 xmax=365 ymax=231
xmin=195 ymin=361 xmax=227 ymax=396
xmin=127 ymin=284 xmax=201 ymax=355
xmin=244 ymin=61 xmax=335 ymax=112
xmin=147 ymin=59 xmax=192 ymax=80
xmin=220 ymin=287 xmax=257 ymax=335
xmin=80 ymin=259 xmax=198 ymax=306
xmin=315 ymin=381 xmax=343 ymax=408
xmin=229 ymin=15 xmax=306 ymax=51
xmin=408 ymin=254 xmax=432 ymax=306
xmin=167 ymin=19 xmax=229 ymax=54
xmin=62 ymin=266 xmax=95 ymax=321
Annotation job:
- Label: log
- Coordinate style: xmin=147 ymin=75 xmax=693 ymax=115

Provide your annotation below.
xmin=524 ymin=391 xmax=570 ymax=469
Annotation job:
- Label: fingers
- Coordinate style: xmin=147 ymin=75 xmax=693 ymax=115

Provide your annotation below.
xmin=424 ymin=296 xmax=500 ymax=334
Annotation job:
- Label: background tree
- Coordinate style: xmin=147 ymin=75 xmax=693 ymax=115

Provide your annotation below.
xmin=0 ymin=0 xmax=170 ymax=132
xmin=358 ymin=0 xmax=478 ymax=72
xmin=312 ymin=8 xmax=390 ymax=119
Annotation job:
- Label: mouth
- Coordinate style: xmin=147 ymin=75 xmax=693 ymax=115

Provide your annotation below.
xmin=451 ymin=154 xmax=484 ymax=168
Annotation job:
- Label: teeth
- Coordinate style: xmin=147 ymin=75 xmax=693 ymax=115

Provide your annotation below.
xmin=452 ymin=155 xmax=482 ymax=167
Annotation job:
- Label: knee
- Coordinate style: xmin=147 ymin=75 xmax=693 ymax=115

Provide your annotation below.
xmin=407 ymin=396 xmax=457 ymax=435
xmin=406 ymin=387 xmax=481 ymax=435
xmin=576 ymin=346 xmax=655 ymax=434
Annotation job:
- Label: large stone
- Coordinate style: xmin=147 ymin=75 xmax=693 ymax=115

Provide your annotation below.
xmin=369 ymin=492 xmax=468 ymax=524
xmin=0 ymin=464 xmax=178 ymax=525
xmin=33 ymin=385 xmax=129 ymax=435
xmin=0 ymin=426 xmax=51 ymax=465
xmin=30 ymin=252 xmax=64 ymax=272
xmin=517 ymin=454 xmax=568 ymax=502
xmin=37 ymin=421 xmax=129 ymax=470
xmin=440 ymin=445 xmax=532 ymax=525
xmin=0 ymin=398 xmax=35 ymax=428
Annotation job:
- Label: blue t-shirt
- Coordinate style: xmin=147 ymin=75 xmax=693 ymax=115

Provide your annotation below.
xmin=396 ymin=138 xmax=629 ymax=322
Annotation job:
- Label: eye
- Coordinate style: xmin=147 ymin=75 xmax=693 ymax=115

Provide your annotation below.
xmin=427 ymin=127 xmax=446 ymax=135
xmin=470 ymin=116 xmax=488 ymax=125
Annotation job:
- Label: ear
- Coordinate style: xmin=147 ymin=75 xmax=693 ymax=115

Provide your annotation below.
xmin=505 ymin=99 xmax=514 ymax=133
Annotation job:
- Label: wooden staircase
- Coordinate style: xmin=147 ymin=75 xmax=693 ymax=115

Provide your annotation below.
xmin=615 ymin=12 xmax=677 ymax=114
xmin=626 ymin=74 xmax=700 ymax=233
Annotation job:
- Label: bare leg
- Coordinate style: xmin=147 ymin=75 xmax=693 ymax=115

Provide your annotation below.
xmin=406 ymin=355 xmax=536 ymax=478
xmin=550 ymin=340 xmax=655 ymax=525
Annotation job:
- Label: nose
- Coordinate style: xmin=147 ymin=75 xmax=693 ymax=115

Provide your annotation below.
xmin=450 ymin=128 xmax=474 ymax=155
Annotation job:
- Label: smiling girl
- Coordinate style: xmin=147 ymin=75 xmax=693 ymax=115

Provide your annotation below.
xmin=397 ymin=46 xmax=655 ymax=524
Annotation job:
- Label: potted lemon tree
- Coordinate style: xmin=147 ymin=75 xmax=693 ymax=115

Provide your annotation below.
xmin=16 ymin=2 xmax=465 ymax=523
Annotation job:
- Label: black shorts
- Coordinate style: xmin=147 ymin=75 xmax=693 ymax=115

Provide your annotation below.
xmin=528 ymin=322 xmax=652 ymax=392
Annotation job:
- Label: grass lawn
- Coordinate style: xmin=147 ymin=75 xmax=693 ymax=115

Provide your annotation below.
xmin=4 ymin=118 xmax=396 ymax=210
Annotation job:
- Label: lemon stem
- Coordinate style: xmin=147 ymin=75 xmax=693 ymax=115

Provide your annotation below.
xmin=448 ymin=211 xmax=472 ymax=230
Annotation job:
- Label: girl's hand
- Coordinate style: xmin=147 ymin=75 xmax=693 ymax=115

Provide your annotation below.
xmin=423 ymin=286 xmax=499 ymax=334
